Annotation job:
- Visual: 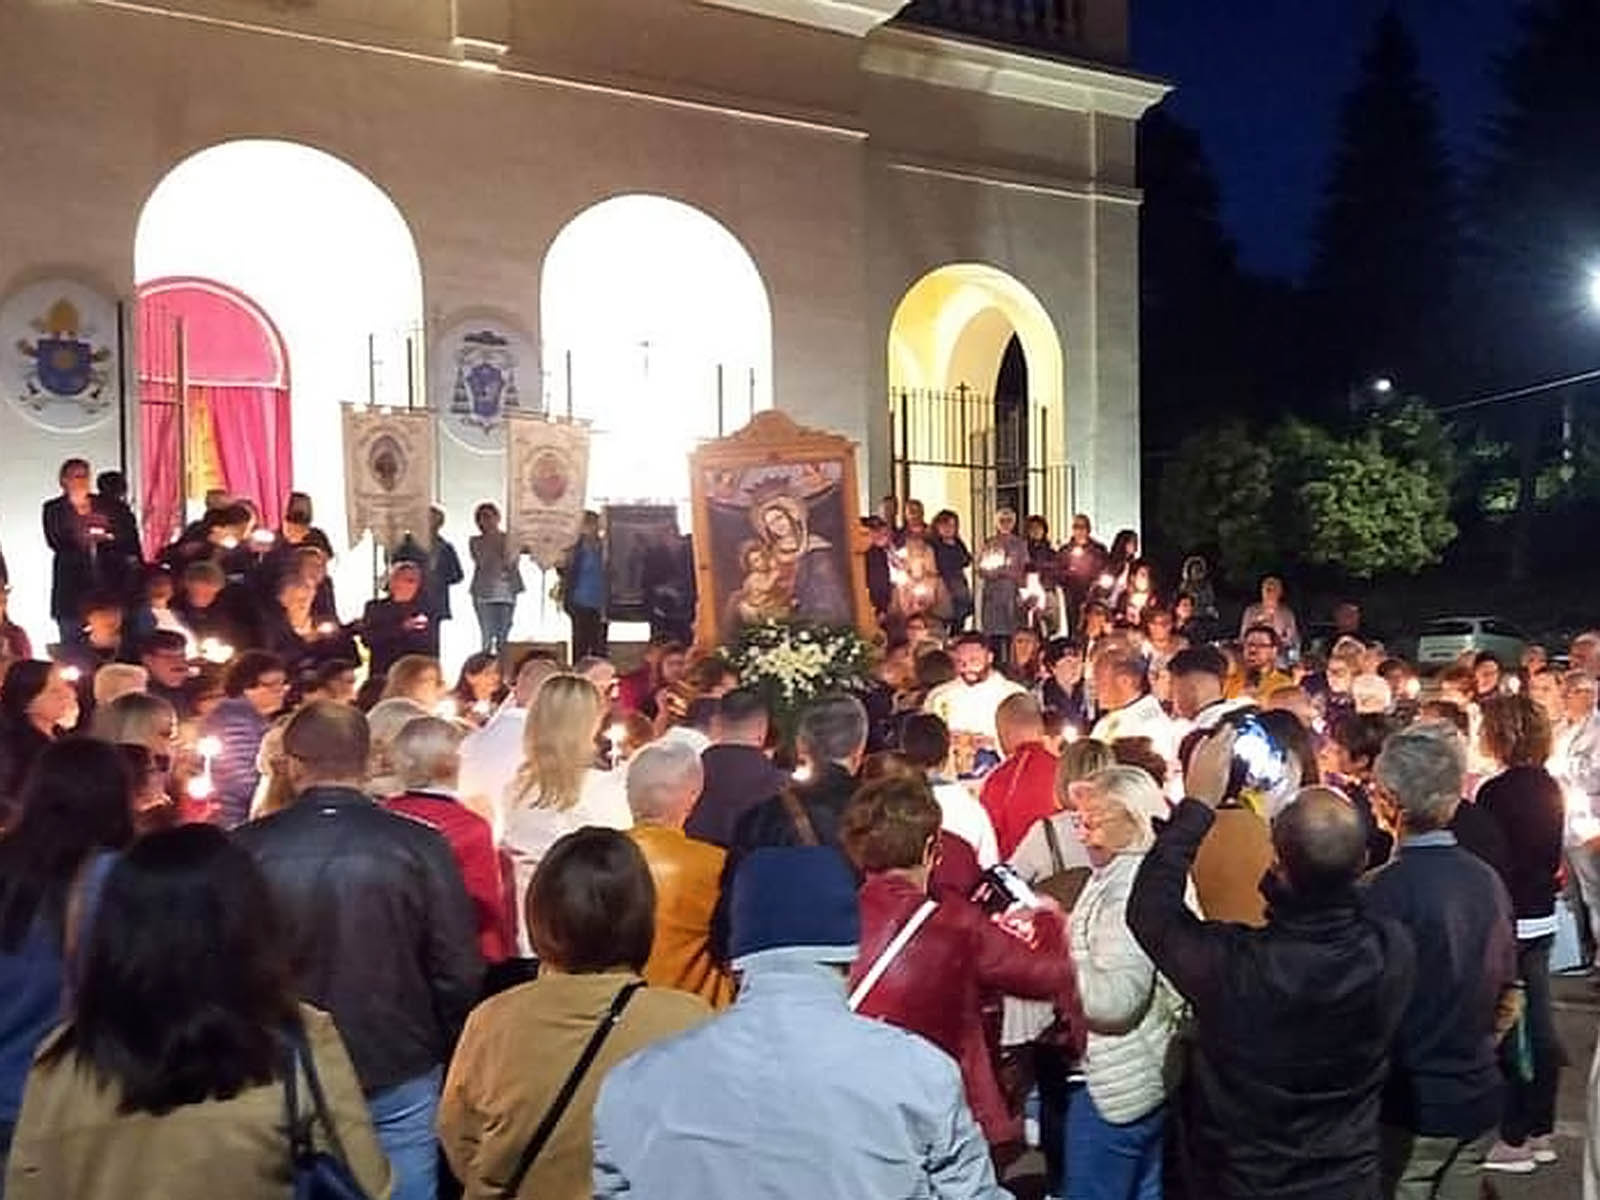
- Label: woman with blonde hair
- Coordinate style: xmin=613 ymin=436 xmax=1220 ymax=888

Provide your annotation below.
xmin=502 ymin=674 xmax=631 ymax=955
xmin=380 ymin=655 xmax=444 ymax=709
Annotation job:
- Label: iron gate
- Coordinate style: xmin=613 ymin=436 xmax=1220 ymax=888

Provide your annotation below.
xmin=888 ymin=385 xmax=1074 ymax=538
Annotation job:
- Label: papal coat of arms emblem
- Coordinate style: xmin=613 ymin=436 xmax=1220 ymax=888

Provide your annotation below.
xmin=15 ymin=298 xmax=113 ymax=414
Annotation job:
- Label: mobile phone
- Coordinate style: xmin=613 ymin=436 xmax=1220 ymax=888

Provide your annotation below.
xmin=981 ymin=863 xmax=1043 ymax=911
xmin=1222 ymin=711 xmax=1291 ymax=804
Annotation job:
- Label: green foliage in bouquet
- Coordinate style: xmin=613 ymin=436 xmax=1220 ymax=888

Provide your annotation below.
xmin=724 ymin=620 xmax=875 ymax=749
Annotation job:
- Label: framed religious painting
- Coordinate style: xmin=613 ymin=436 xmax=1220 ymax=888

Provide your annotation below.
xmin=689 ymin=410 xmax=874 ymax=648
xmin=603 ymin=504 xmax=680 ymax=622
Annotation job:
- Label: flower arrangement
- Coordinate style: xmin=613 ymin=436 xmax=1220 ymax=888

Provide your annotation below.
xmin=725 ymin=620 xmax=875 ymax=749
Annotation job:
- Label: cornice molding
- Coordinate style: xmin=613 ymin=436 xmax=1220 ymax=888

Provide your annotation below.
xmin=694 ymin=0 xmax=907 ymax=38
xmin=862 ymin=25 xmax=1171 ymax=118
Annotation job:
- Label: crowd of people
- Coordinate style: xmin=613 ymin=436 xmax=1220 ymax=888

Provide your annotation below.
xmin=0 ymin=468 xmax=1598 ymax=1198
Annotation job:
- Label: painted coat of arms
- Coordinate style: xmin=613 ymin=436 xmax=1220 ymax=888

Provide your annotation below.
xmin=433 ymin=316 xmax=537 ymax=452
xmin=1 ymin=282 xmax=119 ymax=432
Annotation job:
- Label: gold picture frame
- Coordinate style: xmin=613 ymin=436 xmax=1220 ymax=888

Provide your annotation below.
xmin=689 ymin=410 xmax=875 ymax=649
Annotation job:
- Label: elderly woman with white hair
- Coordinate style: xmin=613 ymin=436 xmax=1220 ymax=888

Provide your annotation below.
xmin=381 ymin=714 xmax=511 ymax=963
xmin=1066 ymin=764 xmax=1185 ymax=1200
xmin=625 ymin=740 xmax=734 ymax=1008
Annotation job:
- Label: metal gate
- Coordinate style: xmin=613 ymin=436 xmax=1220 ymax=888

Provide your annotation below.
xmin=888 ymin=385 xmax=1074 ymax=538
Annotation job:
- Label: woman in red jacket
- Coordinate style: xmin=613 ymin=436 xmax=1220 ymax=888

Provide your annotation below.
xmin=840 ymin=774 xmax=1081 ymax=1150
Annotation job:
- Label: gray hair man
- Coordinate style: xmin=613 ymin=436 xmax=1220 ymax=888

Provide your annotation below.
xmin=626 ymin=741 xmax=732 ymax=1006
xmin=1366 ymin=723 xmax=1521 ymax=1187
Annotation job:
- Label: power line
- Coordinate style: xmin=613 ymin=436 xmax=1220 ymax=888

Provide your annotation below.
xmin=1437 ymin=366 xmax=1600 ymax=415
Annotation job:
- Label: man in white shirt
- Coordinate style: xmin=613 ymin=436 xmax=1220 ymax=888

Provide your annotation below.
xmin=923 ymin=632 xmax=1025 ymax=746
xmin=1090 ymin=635 xmax=1179 ymax=777
xmin=457 ymin=653 xmax=559 ymax=837
xmin=900 ymin=710 xmax=999 ymax=866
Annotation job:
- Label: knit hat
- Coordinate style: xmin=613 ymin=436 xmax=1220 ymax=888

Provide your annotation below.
xmin=729 ymin=846 xmax=860 ymax=969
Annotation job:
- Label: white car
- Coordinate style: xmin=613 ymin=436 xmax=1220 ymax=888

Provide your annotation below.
xmin=1415 ymin=616 xmax=1529 ymax=668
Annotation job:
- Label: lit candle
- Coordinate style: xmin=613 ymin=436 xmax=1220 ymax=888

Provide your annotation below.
xmin=791 ymin=763 xmax=813 ymax=784
xmin=198 ymin=638 xmax=235 ymax=665
xmin=1506 ymin=676 xmax=1522 ymax=695
xmin=316 ymin=621 xmax=337 ymax=637
xmin=191 ymin=734 xmax=222 ymax=802
xmin=59 ymin=665 xmax=82 ymax=684
xmin=1061 ymin=724 xmax=1080 ymax=745
xmin=250 ymin=529 xmax=276 ymax=550
xmin=1404 ymin=677 xmax=1422 ymax=700
xmin=980 ymin=551 xmax=1005 ymax=573
xmin=221 ymin=535 xmax=240 ymax=551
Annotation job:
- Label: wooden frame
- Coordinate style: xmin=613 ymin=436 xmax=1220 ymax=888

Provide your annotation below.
xmin=690 ymin=410 xmax=875 ymax=648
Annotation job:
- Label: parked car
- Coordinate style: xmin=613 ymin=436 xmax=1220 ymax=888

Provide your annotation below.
xmin=1415 ymin=616 xmax=1529 ymax=668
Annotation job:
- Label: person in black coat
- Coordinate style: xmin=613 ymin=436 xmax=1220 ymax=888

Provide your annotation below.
xmin=862 ymin=517 xmax=893 ymax=622
xmin=1128 ymin=726 xmax=1416 ymax=1200
xmin=42 ymin=458 xmax=114 ymax=645
xmin=172 ymin=560 xmax=256 ymax=652
xmin=1475 ymin=693 xmax=1566 ymax=1167
xmin=361 ymin=561 xmax=435 ymax=678
xmin=94 ymin=470 xmax=144 ymax=598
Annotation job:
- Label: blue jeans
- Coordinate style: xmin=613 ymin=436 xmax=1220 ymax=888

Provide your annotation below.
xmin=474 ymin=600 xmax=515 ymax=656
xmin=1066 ymin=1084 xmax=1165 ymax=1200
xmin=368 ymin=1067 xmax=442 ymax=1200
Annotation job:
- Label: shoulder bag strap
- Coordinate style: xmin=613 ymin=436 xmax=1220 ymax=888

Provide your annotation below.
xmin=848 ymin=899 xmax=938 ymax=1012
xmin=1041 ymin=815 xmax=1067 ymax=876
xmin=500 ymin=981 xmax=644 ymax=1199
xmin=281 ymin=1034 xmax=316 ymax=1174
xmin=780 ymin=788 xmax=819 ymax=847
xmin=286 ymin=1019 xmax=352 ymax=1168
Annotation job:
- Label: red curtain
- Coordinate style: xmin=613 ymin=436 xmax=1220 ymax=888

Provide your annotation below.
xmin=136 ymin=278 xmax=294 ymax=556
xmin=140 ymin=385 xmax=181 ymax=561
xmin=204 ymin=385 xmax=293 ymax=533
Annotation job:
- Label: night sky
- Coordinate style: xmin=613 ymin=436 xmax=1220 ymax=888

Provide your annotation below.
xmin=1131 ymin=0 xmax=1520 ymax=279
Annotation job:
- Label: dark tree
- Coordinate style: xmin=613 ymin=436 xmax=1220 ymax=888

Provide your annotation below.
xmin=1306 ymin=6 xmax=1461 ymax=413
xmin=1138 ymin=107 xmax=1252 ymax=451
xmin=1470 ymin=0 xmax=1600 ymax=575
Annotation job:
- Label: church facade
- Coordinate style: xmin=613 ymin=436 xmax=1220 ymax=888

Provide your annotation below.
xmin=0 ymin=0 xmax=1165 ymax=647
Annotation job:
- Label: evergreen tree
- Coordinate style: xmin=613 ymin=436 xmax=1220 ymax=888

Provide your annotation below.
xmin=1306 ymin=6 xmax=1461 ymax=410
xmin=1138 ymin=108 xmax=1253 ymax=450
xmin=1471 ymin=0 xmax=1600 ymax=575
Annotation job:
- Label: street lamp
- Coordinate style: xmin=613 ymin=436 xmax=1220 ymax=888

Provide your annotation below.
xmin=1371 ymin=376 xmax=1395 ymax=396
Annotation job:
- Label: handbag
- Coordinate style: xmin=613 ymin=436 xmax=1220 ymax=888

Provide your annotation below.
xmin=499 ymin=981 xmax=644 ymax=1198
xmin=1036 ymin=817 xmax=1091 ymax=910
xmin=281 ymin=1021 xmax=374 ymax=1200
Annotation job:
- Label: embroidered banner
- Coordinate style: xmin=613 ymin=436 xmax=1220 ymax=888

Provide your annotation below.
xmin=342 ymin=406 xmax=435 ymax=552
xmin=506 ymin=415 xmax=590 ymax=570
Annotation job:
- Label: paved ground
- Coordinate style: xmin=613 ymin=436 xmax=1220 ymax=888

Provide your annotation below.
xmin=1004 ymin=975 xmax=1597 ymax=1199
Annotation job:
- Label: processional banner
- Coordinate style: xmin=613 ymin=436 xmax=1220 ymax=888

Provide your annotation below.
xmin=506 ymin=415 xmax=591 ymax=570
xmin=342 ymin=406 xmax=436 ymax=552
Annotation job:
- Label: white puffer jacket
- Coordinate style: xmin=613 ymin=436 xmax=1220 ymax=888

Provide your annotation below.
xmin=1069 ymin=852 xmax=1184 ymax=1124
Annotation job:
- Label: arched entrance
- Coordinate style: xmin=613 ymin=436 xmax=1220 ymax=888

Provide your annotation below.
xmin=541 ymin=193 xmax=774 ymax=512
xmin=134 ymin=139 xmax=424 ymax=613
xmin=135 ymin=278 xmax=291 ymax=560
xmin=887 ymin=264 xmax=1067 ymax=538
xmin=534 ymin=194 xmax=773 ymax=643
